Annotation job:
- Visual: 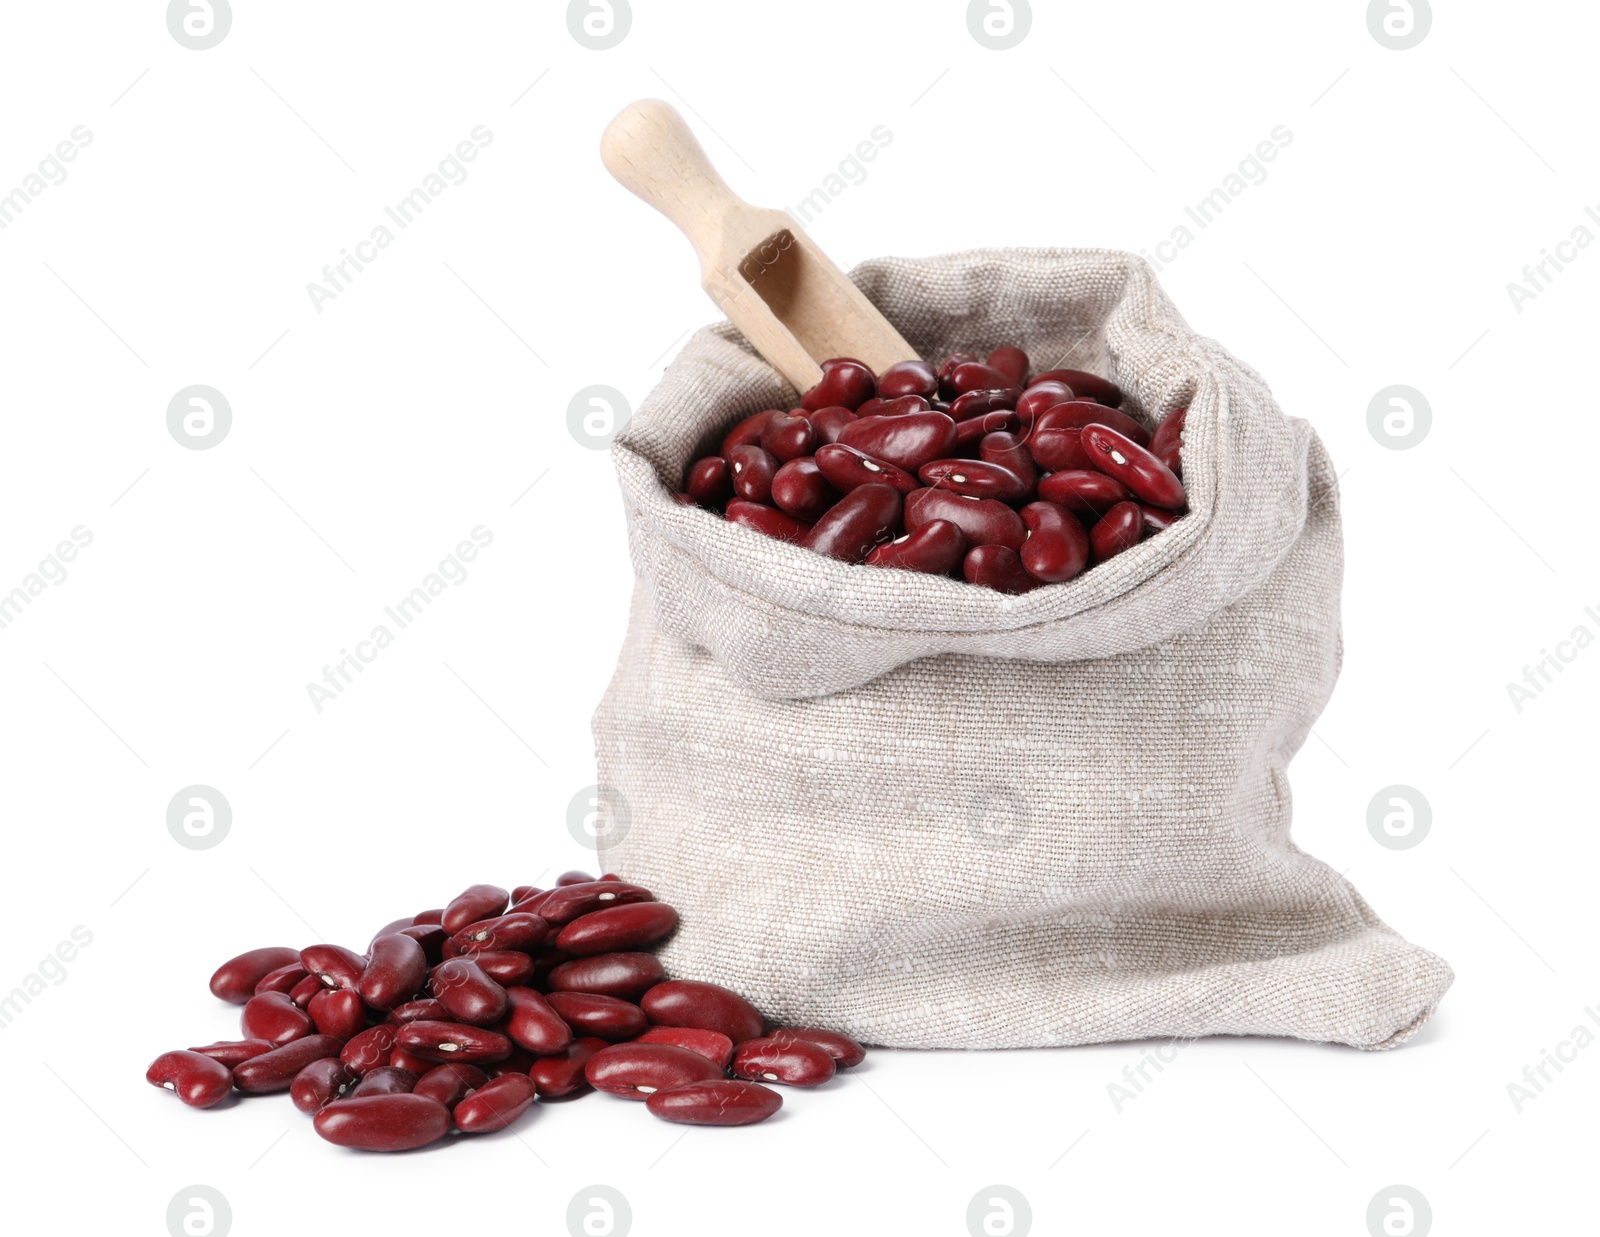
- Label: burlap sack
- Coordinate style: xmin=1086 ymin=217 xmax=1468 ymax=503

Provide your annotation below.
xmin=593 ymin=248 xmax=1452 ymax=1050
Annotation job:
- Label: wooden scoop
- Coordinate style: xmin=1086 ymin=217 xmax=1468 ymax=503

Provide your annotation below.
xmin=600 ymin=98 xmax=916 ymax=393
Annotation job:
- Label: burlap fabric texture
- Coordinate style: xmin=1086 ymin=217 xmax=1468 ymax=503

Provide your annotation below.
xmin=593 ymin=248 xmax=1452 ymax=1050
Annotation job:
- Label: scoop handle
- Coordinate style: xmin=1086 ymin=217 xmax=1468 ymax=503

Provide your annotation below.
xmin=600 ymin=99 xmax=746 ymax=269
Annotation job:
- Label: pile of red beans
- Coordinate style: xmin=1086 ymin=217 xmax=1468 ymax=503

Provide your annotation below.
xmin=681 ymin=346 xmax=1188 ymax=592
xmin=146 ymin=873 xmax=862 ymax=1151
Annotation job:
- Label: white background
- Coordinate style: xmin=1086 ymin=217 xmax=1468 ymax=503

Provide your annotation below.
xmin=1 ymin=1 xmax=1595 ymax=1234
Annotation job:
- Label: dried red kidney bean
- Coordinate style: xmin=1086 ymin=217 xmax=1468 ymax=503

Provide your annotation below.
xmin=919 ymin=458 xmax=1029 ymax=502
xmin=300 ymin=943 xmax=367 ymax=992
xmin=814 ymin=443 xmax=919 ymax=495
xmin=521 ymin=876 xmax=652 ymax=928
xmin=412 ymin=1063 xmax=488 ymax=1108
xmin=291 ymin=1057 xmax=358 ymax=1113
xmin=314 ymin=1093 xmax=450 ymax=1152
xmin=1019 ymin=502 xmax=1090 ymax=583
xmin=801 ymin=359 xmax=875 ymax=411
xmin=454 ymin=1073 xmax=538 ymax=1133
xmin=767 ymin=1027 xmax=867 ymax=1068
xmin=634 ymin=1026 xmax=735 ymax=1069
xmin=449 ymin=912 xmax=548 ymax=956
xmin=1090 ymin=501 xmax=1145 ymax=561
xmin=805 ymin=405 xmax=857 ymax=444
xmin=396 ymin=1020 xmax=512 ymax=1065
xmin=397 ymin=923 xmax=447 ymax=963
xmin=308 ymin=988 xmax=367 ymax=1040
xmin=1149 ymin=406 xmax=1186 ymax=474
xmin=876 ymin=359 xmax=938 ymax=399
xmin=210 ymin=947 xmax=301 ymax=1005
xmin=288 ymin=974 xmax=325 ymax=1008
xmin=964 ymin=544 xmax=1039 ymax=593
xmin=340 ymin=1024 xmax=399 ymax=1075
xmin=727 ymin=443 xmax=779 ymax=504
xmin=948 ymin=361 xmax=1017 ymax=395
xmin=1016 ymin=381 xmax=1075 ymax=421
xmin=1139 ymin=503 xmax=1183 ymax=533
xmin=770 ymin=457 xmax=840 ymax=523
xmin=986 ymin=345 xmax=1030 ymax=386
xmin=1036 ymin=469 xmax=1129 ymax=516
xmin=544 ymin=992 xmax=649 ymax=1041
xmin=147 ymin=1050 xmax=234 ymax=1109
xmin=358 ymin=933 xmax=427 ymax=1011
xmin=1027 ymin=427 xmax=1092 ymax=472
xmin=979 ymin=431 xmax=1038 ymax=496
xmin=188 ymin=1039 xmax=273 ymax=1068
xmin=585 ymin=1043 xmax=723 ymax=1099
xmin=865 ymin=519 xmax=967 ymax=575
xmin=760 ymin=411 xmax=816 ymax=462
xmin=430 ymin=958 xmax=509 ymax=1026
xmin=556 ymin=903 xmax=679 ymax=956
xmin=510 ymin=884 xmax=542 ymax=903
xmin=938 ymin=351 xmax=978 ymax=395
xmin=647 ymin=1079 xmax=783 ymax=1126
xmin=803 ymin=483 xmax=901 ymax=563
xmin=1081 ymin=424 xmax=1186 ymax=509
xmin=388 ymin=1046 xmax=437 ymax=1076
xmin=504 ymin=987 xmax=573 ymax=1055
xmin=720 ymin=409 xmax=778 ymax=457
xmin=233 ymin=1036 xmax=345 ymax=1094
xmin=1031 ymin=368 xmax=1123 ymax=406
xmin=240 ymin=991 xmax=313 ymax=1047
xmin=838 ymin=411 xmax=958 ymax=472
xmin=905 ymin=488 xmax=1026 ymax=552
xmin=472 ymin=951 xmax=535 ymax=987
xmin=442 ymin=884 xmax=510 ymax=936
xmin=253 ymin=963 xmax=307 ymax=998
xmin=952 ymin=410 xmax=1019 ymax=449
xmin=732 ymin=1036 xmax=837 ymax=1087
xmin=413 ymin=908 xmax=444 ymax=926
xmin=948 ymin=388 xmax=1021 ymax=420
xmin=856 ymin=394 xmax=930 ymax=418
xmin=369 ymin=917 xmax=415 ymax=950
xmin=547 ymin=952 xmax=665 ymax=1000
xmin=531 ymin=1037 xmax=609 ymax=1098
xmin=641 ymin=980 xmax=764 ymax=1044
xmin=686 ymin=456 xmax=733 ymax=507
xmin=1033 ymin=400 xmax=1150 ymax=446
xmin=349 ymin=1066 xmax=418 ymax=1097
xmin=726 ymin=500 xmax=811 ymax=544
xmin=390 ymin=998 xmax=450 ymax=1024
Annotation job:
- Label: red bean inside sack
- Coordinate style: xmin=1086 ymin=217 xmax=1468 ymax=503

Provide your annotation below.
xmin=688 ymin=346 xmax=1185 ymax=584
xmin=149 ymin=874 xmax=865 ymax=1148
